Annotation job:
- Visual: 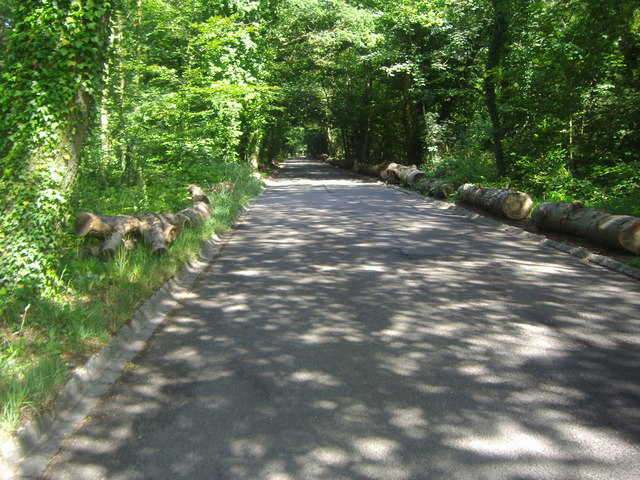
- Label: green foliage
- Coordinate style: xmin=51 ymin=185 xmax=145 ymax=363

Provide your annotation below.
xmin=0 ymin=0 xmax=117 ymax=305
xmin=0 ymin=0 xmax=270 ymax=432
xmin=423 ymin=153 xmax=499 ymax=187
xmin=1 ymin=0 xmax=639 ymax=436
xmin=0 ymin=354 xmax=67 ymax=431
xmin=1 ymin=0 xmax=114 ymax=165
xmin=1 ymin=160 xmax=263 ymax=432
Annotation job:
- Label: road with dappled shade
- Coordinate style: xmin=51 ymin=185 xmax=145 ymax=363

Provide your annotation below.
xmin=42 ymin=158 xmax=640 ymax=480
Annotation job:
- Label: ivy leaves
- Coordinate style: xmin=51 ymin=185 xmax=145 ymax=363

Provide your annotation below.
xmin=0 ymin=1 xmax=117 ymax=301
xmin=1 ymin=1 xmax=113 ymax=161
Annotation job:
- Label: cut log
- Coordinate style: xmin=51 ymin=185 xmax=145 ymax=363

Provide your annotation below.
xmin=369 ymin=162 xmax=391 ymax=178
xmin=76 ymin=184 xmax=213 ymax=260
xmin=75 ymin=213 xmax=141 ymax=239
xmin=177 ymin=202 xmax=213 ymax=228
xmin=352 ymin=162 xmax=390 ymax=179
xmin=457 ymin=183 xmax=533 ymax=220
xmin=532 ymin=201 xmax=640 ymax=254
xmin=416 ymin=180 xmax=456 ymax=199
xmin=81 ymin=239 xmax=136 ymax=259
xmin=384 ymin=163 xmax=402 ymax=182
xmin=137 ymin=213 xmax=183 ymax=257
xmin=188 ymin=184 xmax=210 ymax=204
xmin=99 ymin=221 xmax=141 ymax=260
xmin=399 ymin=166 xmax=426 ymax=186
xmin=385 ymin=163 xmax=426 ymax=185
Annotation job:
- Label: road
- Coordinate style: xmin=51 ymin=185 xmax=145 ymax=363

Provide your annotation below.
xmin=42 ymin=158 xmax=640 ymax=480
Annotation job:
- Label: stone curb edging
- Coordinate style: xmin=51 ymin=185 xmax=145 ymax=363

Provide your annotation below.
xmin=0 ymin=196 xmax=262 ymax=480
xmin=387 ymin=183 xmax=640 ymax=282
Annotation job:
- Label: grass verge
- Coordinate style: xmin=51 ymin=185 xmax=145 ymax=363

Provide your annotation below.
xmin=0 ymin=163 xmax=263 ymax=435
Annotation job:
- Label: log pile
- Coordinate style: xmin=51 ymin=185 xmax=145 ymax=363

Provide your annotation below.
xmin=351 ymin=161 xmax=457 ymax=199
xmin=457 ymin=183 xmax=533 ymax=220
xmin=77 ymin=184 xmax=217 ymax=260
xmin=333 ymin=156 xmax=640 ymax=255
xmin=532 ymin=201 xmax=640 ymax=255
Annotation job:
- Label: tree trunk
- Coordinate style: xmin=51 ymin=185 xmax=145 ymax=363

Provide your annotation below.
xmin=75 ymin=213 xmax=142 ymax=239
xmin=417 ymin=180 xmax=456 ymax=199
xmin=0 ymin=3 xmax=116 ymax=294
xmin=484 ymin=0 xmax=508 ymax=175
xmin=176 ymin=202 xmax=213 ymax=228
xmin=359 ymin=65 xmax=373 ymax=165
xmin=357 ymin=162 xmax=390 ymax=178
xmin=402 ymin=73 xmax=422 ymax=166
xmin=457 ymin=183 xmax=533 ymax=220
xmin=532 ymin=201 xmax=640 ymax=254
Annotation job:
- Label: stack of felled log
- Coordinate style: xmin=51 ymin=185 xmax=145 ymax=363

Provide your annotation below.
xmin=347 ymin=159 xmax=640 ymax=256
xmin=355 ymin=161 xmax=456 ymax=200
xmin=76 ymin=183 xmax=228 ymax=260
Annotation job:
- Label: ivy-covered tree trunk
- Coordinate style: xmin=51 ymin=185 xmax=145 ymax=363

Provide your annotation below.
xmin=30 ymin=88 xmax=97 ymax=192
xmin=0 ymin=1 xmax=115 ymax=298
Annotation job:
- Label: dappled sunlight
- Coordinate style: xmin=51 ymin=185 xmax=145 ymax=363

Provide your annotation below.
xmin=266 ymin=179 xmax=373 ymax=187
xmin=288 ymin=370 xmax=344 ymax=387
xmin=449 ymin=421 xmax=555 ymax=457
xmin=43 ymin=159 xmax=640 ymax=480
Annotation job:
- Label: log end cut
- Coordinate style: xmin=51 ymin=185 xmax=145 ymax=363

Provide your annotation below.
xmin=188 ymin=184 xmax=210 ymax=204
xmin=618 ymin=220 xmax=640 ymax=255
xmin=75 ymin=212 xmax=99 ymax=237
xmin=502 ymin=192 xmax=534 ymax=220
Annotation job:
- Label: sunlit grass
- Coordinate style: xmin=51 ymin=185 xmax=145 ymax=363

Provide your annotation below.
xmin=0 ymin=163 xmax=263 ymax=433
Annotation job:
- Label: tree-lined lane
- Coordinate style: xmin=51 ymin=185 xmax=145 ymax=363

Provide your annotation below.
xmin=43 ymin=159 xmax=640 ymax=480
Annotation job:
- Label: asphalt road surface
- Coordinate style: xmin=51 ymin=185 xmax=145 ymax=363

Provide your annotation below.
xmin=42 ymin=158 xmax=640 ymax=480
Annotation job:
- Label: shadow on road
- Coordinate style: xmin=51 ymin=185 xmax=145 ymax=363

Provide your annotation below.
xmin=43 ymin=159 xmax=640 ymax=480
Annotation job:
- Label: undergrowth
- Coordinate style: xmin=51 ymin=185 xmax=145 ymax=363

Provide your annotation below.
xmin=0 ymin=160 xmax=263 ymax=434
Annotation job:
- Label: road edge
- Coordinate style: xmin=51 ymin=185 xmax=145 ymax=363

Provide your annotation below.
xmin=387 ymin=182 xmax=640 ymax=282
xmin=0 ymin=191 xmax=265 ymax=480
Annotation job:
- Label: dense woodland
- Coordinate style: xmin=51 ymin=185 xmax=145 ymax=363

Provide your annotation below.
xmin=0 ymin=0 xmax=638 ymax=429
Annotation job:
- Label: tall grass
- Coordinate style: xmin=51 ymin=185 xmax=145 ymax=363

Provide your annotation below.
xmin=0 ymin=161 xmax=263 ymax=433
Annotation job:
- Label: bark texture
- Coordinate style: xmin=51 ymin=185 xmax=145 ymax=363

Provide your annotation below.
xmin=385 ymin=163 xmax=426 ymax=185
xmin=76 ymin=184 xmax=212 ymax=260
xmin=354 ymin=162 xmax=390 ymax=178
xmin=532 ymin=201 xmax=640 ymax=255
xmin=457 ymin=183 xmax=533 ymax=220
